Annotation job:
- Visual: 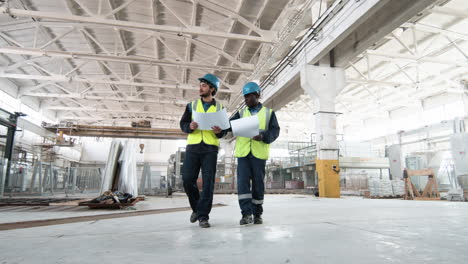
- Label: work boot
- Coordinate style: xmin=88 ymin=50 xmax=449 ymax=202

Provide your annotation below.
xmin=254 ymin=215 xmax=263 ymax=224
xmin=190 ymin=212 xmax=198 ymax=223
xmin=239 ymin=214 xmax=253 ymax=225
xmin=199 ymin=219 xmax=210 ymax=228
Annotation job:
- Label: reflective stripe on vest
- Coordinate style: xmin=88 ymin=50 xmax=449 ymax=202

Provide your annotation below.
xmin=235 ymin=106 xmax=272 ymax=160
xmin=187 ymin=99 xmax=222 ymax=147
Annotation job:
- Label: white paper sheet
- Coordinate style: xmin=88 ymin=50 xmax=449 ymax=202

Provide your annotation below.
xmin=231 ymin=115 xmax=259 ymax=138
xmin=193 ymin=108 xmax=231 ymax=130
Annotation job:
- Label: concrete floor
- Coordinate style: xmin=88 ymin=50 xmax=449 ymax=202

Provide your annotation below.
xmin=0 ymin=194 xmax=200 ymax=224
xmin=1 ymin=194 xmax=467 ymax=263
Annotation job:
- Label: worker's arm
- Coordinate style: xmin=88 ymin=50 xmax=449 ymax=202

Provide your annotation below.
xmin=214 ymin=125 xmax=227 ymax=138
xmin=179 ymin=103 xmax=194 ymax=133
xmin=260 ymin=111 xmax=280 ymax=144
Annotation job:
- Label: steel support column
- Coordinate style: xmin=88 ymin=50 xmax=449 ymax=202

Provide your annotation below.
xmin=301 ymin=65 xmax=345 ymax=198
xmin=0 ymin=109 xmax=26 ymax=193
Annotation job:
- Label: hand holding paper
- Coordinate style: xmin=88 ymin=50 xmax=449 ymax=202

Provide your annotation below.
xmin=252 ymin=134 xmax=263 ymax=141
xmin=212 ymin=126 xmax=222 ymax=134
xmin=190 ymin=121 xmax=198 ymax=130
xmin=231 ymin=115 xmax=259 ymax=138
xmin=193 ymin=108 xmax=231 ymax=130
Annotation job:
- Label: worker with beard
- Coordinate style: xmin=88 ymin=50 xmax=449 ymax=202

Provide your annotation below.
xmin=179 ymin=73 xmax=226 ymax=228
xmin=230 ymin=82 xmax=280 ymax=225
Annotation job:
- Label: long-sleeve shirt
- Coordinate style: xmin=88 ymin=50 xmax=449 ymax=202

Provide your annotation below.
xmin=179 ymin=98 xmax=227 ymax=153
xmin=229 ymin=103 xmax=280 ymax=144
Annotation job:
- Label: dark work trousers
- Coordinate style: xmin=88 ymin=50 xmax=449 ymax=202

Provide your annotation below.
xmin=237 ymin=153 xmax=266 ymax=216
xmin=182 ymin=151 xmax=217 ymax=220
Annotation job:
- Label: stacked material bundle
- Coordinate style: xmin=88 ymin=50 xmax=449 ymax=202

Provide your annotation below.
xmin=380 ymin=179 xmax=394 ymax=196
xmin=100 ymin=141 xmax=123 ymax=194
xmin=368 ymin=177 xmax=398 ymax=197
xmin=392 ymin=179 xmax=405 ymax=196
xmin=99 ymin=140 xmax=138 ymax=197
xmin=368 ymin=177 xmax=381 ymax=197
xmin=118 ymin=140 xmax=138 ymax=197
xmin=344 ymin=174 xmax=368 ymax=191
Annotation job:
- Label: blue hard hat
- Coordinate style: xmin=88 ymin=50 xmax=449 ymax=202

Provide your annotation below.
xmin=242 ymin=82 xmax=261 ymax=95
xmin=198 ymin=73 xmax=220 ymax=91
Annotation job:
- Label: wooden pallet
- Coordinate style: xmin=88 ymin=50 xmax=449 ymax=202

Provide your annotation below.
xmin=413 ymin=197 xmax=442 ymax=201
xmin=78 ymin=196 xmax=143 ymax=209
xmin=404 ymin=169 xmax=440 ymax=200
xmin=369 ymin=195 xmax=403 ymax=199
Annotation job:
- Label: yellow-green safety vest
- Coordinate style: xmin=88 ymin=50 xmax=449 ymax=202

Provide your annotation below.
xmin=235 ymin=106 xmax=272 ymax=160
xmin=187 ymin=99 xmax=223 ymax=147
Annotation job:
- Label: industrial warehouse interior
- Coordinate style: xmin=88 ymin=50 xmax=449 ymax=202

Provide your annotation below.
xmin=1 ymin=0 xmax=468 ymax=263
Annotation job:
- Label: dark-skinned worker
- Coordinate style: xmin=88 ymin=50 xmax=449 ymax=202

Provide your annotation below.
xmin=179 ymin=73 xmax=227 ymax=228
xmin=230 ymin=82 xmax=280 ymax=225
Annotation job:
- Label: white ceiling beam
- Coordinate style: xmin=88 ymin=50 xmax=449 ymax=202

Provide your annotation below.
xmin=366 ymin=50 xmax=468 ymax=67
xmin=197 ymin=0 xmax=276 ymax=40
xmin=346 ymin=78 xmax=412 ymax=87
xmin=445 ymin=36 xmax=468 ymax=59
xmin=21 ymin=92 xmax=189 ymax=105
xmin=0 ymin=21 xmax=257 ymax=69
xmin=390 ymin=32 xmax=415 ymax=55
xmin=158 ymin=0 xmax=190 ymax=27
xmin=0 ymin=31 xmax=24 ymax=48
xmin=49 ymin=106 xmax=182 ymax=116
xmin=103 ymin=0 xmax=137 ymax=18
xmin=349 ymin=61 xmax=368 ymax=80
xmin=97 ymin=0 xmax=103 ymax=15
xmin=39 ymin=27 xmax=75 ymax=49
xmin=411 ymin=25 xmax=419 ymax=56
xmin=123 ymin=35 xmax=152 ymax=55
xmin=0 ymin=11 xmax=83 ymax=107
xmin=60 ymin=115 xmax=178 ymax=121
xmin=64 ymin=60 xmax=89 ymax=76
xmin=405 ymin=23 xmax=468 ymax=42
xmin=0 ymin=56 xmax=50 ymax=71
xmin=18 ymin=82 xmax=53 ymax=96
xmin=151 ymin=0 xmax=161 ymax=82
xmin=154 ymin=34 xmax=184 ymax=61
xmin=188 ymin=37 xmax=252 ymax=69
xmin=50 ymin=83 xmax=73 ymax=94
xmin=80 ymin=28 xmax=111 ymax=55
xmin=343 ymin=4 xmax=466 ymax=98
xmin=182 ymin=0 xmax=197 ymax=83
xmin=0 ymin=7 xmax=276 ymax=43
xmin=430 ymin=6 xmax=468 ymax=19
xmin=345 ymin=26 xmax=466 ymax=96
xmin=29 ymin=62 xmax=55 ymax=76
xmin=105 ymin=0 xmax=142 ymax=101
xmin=392 ymin=62 xmax=417 ymax=84
xmin=98 ymin=61 xmax=123 ymax=81
xmin=339 ymin=72 xmax=467 ymax=120
xmin=340 ymin=87 xmax=447 ymax=125
xmin=71 ymin=0 xmax=95 ymax=17
xmin=0 ymin=72 xmax=235 ymax=94
xmin=217 ymin=78 xmax=236 ymax=92
xmin=63 ymin=0 xmax=126 ymax=108
xmin=0 ymin=46 xmax=253 ymax=73
xmin=128 ymin=65 xmax=153 ymax=82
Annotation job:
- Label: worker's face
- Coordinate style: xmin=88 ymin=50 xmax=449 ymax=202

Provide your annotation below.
xmin=199 ymin=82 xmax=213 ymax=97
xmin=244 ymin=93 xmax=259 ymax=107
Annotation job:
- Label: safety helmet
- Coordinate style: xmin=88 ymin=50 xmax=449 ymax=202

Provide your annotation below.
xmin=198 ymin=73 xmax=220 ymax=91
xmin=242 ymin=82 xmax=261 ymax=95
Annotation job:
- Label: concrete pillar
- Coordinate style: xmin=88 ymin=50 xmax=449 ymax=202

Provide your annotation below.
xmin=462 ymin=94 xmax=468 ymax=116
xmin=301 ymin=65 xmax=345 ymax=198
xmin=302 ymin=170 xmax=309 ymax=187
